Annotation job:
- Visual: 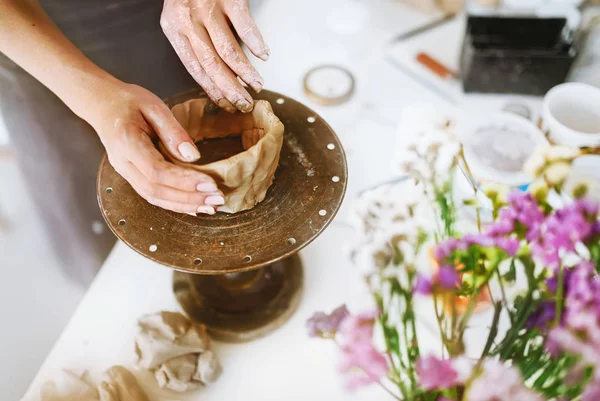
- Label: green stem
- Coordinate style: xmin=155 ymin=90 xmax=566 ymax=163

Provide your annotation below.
xmin=555 ymin=265 xmax=565 ymax=326
xmin=495 ymin=268 xmax=513 ymax=324
xmin=479 ymin=302 xmax=502 ymax=361
xmin=432 ymin=292 xmax=449 ymax=356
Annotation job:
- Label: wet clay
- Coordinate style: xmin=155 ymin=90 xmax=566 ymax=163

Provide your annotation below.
xmin=158 ymin=99 xmax=284 ymax=213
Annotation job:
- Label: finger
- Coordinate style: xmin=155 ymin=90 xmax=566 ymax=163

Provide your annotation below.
xmin=187 ymin=25 xmax=254 ymax=113
xmin=122 ymin=127 xmax=219 ymax=193
xmin=119 ymin=162 xmax=221 ymax=215
xmin=222 ymin=0 xmax=269 ymax=61
xmin=164 ymin=31 xmax=236 ymax=112
xmin=141 ymin=101 xmax=202 ymax=163
xmin=203 ymin=11 xmax=264 ymax=92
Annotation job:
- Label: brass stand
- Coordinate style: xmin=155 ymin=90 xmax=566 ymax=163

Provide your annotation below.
xmin=174 ymin=255 xmax=303 ymax=342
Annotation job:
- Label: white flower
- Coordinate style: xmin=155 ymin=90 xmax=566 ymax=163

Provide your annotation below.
xmin=544 ymin=161 xmax=572 ymax=186
xmin=482 ymin=182 xmax=510 ymax=203
xmin=523 ymin=145 xmax=549 ymax=178
xmin=546 ymin=145 xmax=580 ymax=162
xmin=524 ymin=144 xmax=580 ymax=180
xmin=396 ymin=103 xmax=460 ymax=182
xmin=528 ymin=179 xmax=549 ymax=200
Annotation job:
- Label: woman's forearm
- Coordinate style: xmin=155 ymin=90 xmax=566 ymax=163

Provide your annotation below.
xmin=0 ymin=0 xmax=120 ymax=124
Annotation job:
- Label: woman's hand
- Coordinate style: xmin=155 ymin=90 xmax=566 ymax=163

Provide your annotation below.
xmin=89 ymin=82 xmax=224 ymax=215
xmin=161 ymin=0 xmax=268 ymax=113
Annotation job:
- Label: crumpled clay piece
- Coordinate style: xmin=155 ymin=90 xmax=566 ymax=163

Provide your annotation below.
xmin=134 ymin=311 xmax=222 ymax=393
xmin=153 ymin=350 xmax=222 ymax=392
xmin=35 ymin=370 xmax=98 ymax=401
xmin=31 ymin=367 xmax=148 ymax=401
xmin=135 ymin=311 xmax=210 ymax=370
xmin=97 ymin=366 xmax=149 ymax=401
xmin=159 ymin=99 xmax=284 ymax=213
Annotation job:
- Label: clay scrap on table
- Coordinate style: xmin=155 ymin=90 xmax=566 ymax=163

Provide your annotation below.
xmin=158 ymin=99 xmax=285 ymax=213
xmin=31 ymin=366 xmax=148 ymax=401
xmin=134 ymin=311 xmax=222 ymax=392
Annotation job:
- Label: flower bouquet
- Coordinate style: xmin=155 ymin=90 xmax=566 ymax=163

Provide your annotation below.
xmin=307 ymin=107 xmax=600 ymax=401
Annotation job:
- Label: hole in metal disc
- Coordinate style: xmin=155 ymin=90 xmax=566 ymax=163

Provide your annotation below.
xmin=106 ymin=187 xmax=113 ymax=194
xmin=319 ymin=209 xmax=327 ymax=216
xmin=118 ymin=219 xmax=126 ymax=226
xmin=307 ymin=116 xmax=316 ymax=123
xmin=149 ymin=244 xmax=158 ymax=252
xmin=332 ymin=176 xmax=340 ymax=182
xmin=276 ymin=98 xmax=285 ymax=104
xmin=287 ymin=238 xmax=297 ymax=245
xmin=327 ymin=143 xmax=335 ymax=150
xmin=244 ymin=255 xmax=252 ymax=263
xmin=194 ymin=258 xmax=202 ymax=265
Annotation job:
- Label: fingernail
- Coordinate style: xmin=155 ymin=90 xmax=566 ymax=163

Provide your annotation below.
xmin=196 ymin=182 xmax=218 ymax=192
xmin=197 ymin=206 xmax=215 ymax=215
xmin=259 ymin=46 xmax=270 ymax=61
xmin=178 ymin=142 xmax=200 ymax=162
xmin=250 ymin=78 xmax=264 ymax=93
xmin=205 ymin=195 xmax=225 ymax=206
xmin=236 ymin=99 xmax=253 ymax=113
xmin=218 ymin=99 xmax=237 ymax=113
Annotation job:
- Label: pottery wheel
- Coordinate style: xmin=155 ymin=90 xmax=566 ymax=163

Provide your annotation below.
xmin=97 ymin=89 xmax=346 ymax=341
xmin=97 ymin=88 xmax=347 ymax=274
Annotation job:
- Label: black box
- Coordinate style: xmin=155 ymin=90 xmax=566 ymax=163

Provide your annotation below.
xmin=460 ymin=15 xmax=577 ymax=96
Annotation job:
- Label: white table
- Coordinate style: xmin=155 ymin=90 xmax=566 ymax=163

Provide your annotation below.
xmin=22 ymin=1 xmax=543 ymax=400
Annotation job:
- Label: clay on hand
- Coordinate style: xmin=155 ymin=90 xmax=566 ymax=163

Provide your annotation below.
xmin=161 ymin=0 xmax=269 ymax=113
xmin=158 ymin=98 xmax=284 ymax=214
xmin=134 ymin=311 xmax=222 ymax=393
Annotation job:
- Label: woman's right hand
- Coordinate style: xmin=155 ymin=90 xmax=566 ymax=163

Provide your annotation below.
xmin=88 ymin=81 xmax=224 ymax=215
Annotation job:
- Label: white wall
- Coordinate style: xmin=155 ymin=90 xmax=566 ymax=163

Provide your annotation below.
xmin=0 ymin=119 xmax=9 ymax=145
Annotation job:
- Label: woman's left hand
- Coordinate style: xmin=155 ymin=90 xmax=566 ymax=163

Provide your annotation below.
xmin=161 ymin=0 xmax=269 ymax=113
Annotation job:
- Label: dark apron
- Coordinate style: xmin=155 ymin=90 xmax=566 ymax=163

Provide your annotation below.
xmin=0 ymin=0 xmax=199 ymax=285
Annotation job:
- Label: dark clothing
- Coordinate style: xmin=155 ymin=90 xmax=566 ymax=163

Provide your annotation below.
xmin=0 ymin=0 xmax=198 ymax=285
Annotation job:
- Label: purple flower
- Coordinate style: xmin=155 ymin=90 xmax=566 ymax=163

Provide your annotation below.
xmin=565 ymin=261 xmax=600 ymax=323
xmin=531 ymin=200 xmax=598 ymax=268
xmin=338 ymin=310 xmax=388 ymax=390
xmin=526 ymin=300 xmax=556 ymax=331
xmin=487 ymin=219 xmax=514 ymax=237
xmin=460 ymin=233 xmax=495 ymax=249
xmin=489 ymin=191 xmax=545 ymax=242
xmin=414 ymin=274 xmax=433 ymax=295
xmin=494 ymin=237 xmax=520 ymax=256
xmin=306 ymin=305 xmax=349 ymax=338
xmin=438 ymin=265 xmax=460 ymax=290
xmin=416 ymin=355 xmax=459 ymax=391
xmin=434 ymin=238 xmax=459 ymax=261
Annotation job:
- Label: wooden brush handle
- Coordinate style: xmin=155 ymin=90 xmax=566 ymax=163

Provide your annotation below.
xmin=416 ymin=52 xmax=456 ymax=79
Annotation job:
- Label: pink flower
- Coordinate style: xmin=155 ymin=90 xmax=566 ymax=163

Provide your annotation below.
xmin=337 ymin=310 xmax=389 ymax=390
xmin=306 ymin=305 xmax=349 ymax=338
xmin=468 ymin=359 xmax=543 ymax=401
xmin=416 ymin=355 xmax=459 ymax=391
xmin=582 ymin=380 xmax=600 ymax=401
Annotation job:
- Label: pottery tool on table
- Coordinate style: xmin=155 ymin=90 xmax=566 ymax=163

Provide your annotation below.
xmin=97 ymin=89 xmax=347 ymax=343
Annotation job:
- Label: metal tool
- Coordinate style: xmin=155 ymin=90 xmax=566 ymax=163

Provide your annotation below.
xmin=389 ymin=13 xmax=457 ymax=43
xmin=97 ymin=88 xmax=348 ymax=342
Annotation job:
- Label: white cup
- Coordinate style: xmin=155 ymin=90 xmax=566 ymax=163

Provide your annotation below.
xmin=543 ymin=83 xmax=600 ymax=147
